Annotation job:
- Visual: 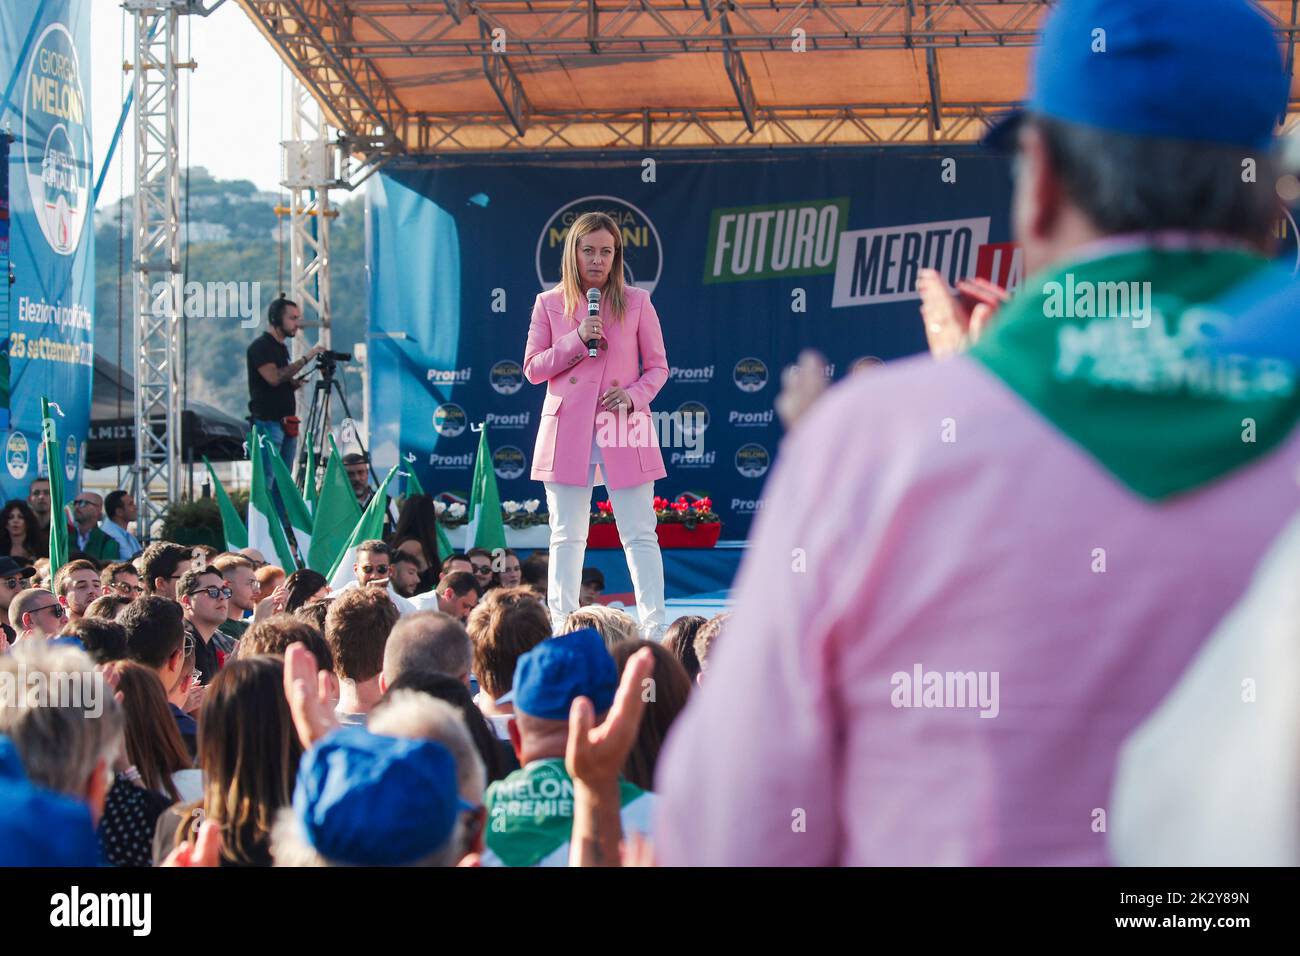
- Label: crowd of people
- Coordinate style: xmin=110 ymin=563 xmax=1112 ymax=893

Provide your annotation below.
xmin=5 ymin=0 xmax=1300 ymax=869
xmin=0 ymin=468 xmax=725 ymax=866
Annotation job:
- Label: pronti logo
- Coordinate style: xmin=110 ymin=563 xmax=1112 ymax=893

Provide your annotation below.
xmin=432 ymin=403 xmax=467 ymax=438
xmin=6 ymin=431 xmax=30 ymax=479
xmin=429 ymin=452 xmax=475 ymax=468
xmin=831 ymin=216 xmax=991 ymax=308
xmin=728 ymin=409 xmax=774 ymax=427
xmin=733 ymin=357 xmax=768 ymax=392
xmin=426 ymin=367 xmax=472 ymax=386
xmin=669 ymin=365 xmax=714 ymax=384
xmin=735 ymin=442 xmax=771 ymax=478
xmin=23 ymin=23 xmax=90 ymax=256
xmin=490 ymin=360 xmax=524 ymax=395
xmin=704 ymin=198 xmax=848 ymax=284
xmin=536 ymin=196 xmax=662 ymax=293
xmin=485 ymin=411 xmax=530 ymax=429
xmin=669 ymin=449 xmax=716 ymax=467
xmin=493 ymin=445 xmax=526 ymax=480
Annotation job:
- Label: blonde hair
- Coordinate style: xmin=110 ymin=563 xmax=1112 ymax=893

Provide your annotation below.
xmin=563 ymin=605 xmax=639 ymax=652
xmin=559 ymin=211 xmax=628 ymax=324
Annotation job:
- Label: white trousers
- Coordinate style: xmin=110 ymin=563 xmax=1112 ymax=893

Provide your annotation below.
xmin=543 ymin=478 xmax=666 ymax=639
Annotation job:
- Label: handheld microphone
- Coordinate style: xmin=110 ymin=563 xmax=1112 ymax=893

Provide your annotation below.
xmin=586 ymin=288 xmax=601 ymax=358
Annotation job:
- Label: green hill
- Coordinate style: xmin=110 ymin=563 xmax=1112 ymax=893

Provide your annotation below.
xmin=94 ymin=168 xmax=367 ymax=423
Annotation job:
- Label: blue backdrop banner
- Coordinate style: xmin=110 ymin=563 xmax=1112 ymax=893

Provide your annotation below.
xmin=0 ymin=0 xmax=94 ymax=501
xmin=366 ymin=147 xmax=1014 ymax=540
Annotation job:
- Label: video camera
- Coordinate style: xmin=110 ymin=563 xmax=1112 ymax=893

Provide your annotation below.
xmin=315 ymin=349 xmax=353 ymax=375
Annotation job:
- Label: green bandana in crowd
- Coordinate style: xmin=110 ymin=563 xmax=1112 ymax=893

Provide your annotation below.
xmin=484 ymin=758 xmax=650 ymax=868
xmin=971 ymin=246 xmax=1300 ymax=499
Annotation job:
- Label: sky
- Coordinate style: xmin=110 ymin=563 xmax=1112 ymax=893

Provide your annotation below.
xmin=91 ymin=0 xmax=290 ymax=208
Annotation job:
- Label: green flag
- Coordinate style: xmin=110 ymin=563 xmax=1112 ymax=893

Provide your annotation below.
xmin=328 ymin=465 xmax=399 ymax=588
xmin=204 ymin=456 xmax=248 ymax=550
xmin=404 ymin=456 xmax=426 ymax=498
xmin=248 ymin=426 xmax=298 ymax=571
xmin=266 ymin=438 xmax=313 ymax=560
xmin=308 ymin=444 xmax=363 ymax=574
xmin=41 ymin=398 xmax=68 ymax=578
xmin=466 ymin=425 xmax=507 ymax=552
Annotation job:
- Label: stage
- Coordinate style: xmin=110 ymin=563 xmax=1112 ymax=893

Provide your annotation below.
xmin=513 ymin=540 xmax=746 ymax=622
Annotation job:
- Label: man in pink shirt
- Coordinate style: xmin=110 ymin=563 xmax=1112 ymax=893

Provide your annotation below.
xmin=655 ymin=0 xmax=1300 ymax=865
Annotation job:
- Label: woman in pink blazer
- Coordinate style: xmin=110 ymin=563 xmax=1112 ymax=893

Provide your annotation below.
xmin=523 ymin=211 xmax=669 ymax=637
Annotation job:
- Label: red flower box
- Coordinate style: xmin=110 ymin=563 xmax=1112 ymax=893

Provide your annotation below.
xmin=586 ymin=521 xmax=722 ymax=549
xmin=656 ymin=522 xmax=722 ymax=549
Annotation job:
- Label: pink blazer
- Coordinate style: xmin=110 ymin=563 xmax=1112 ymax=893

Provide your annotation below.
xmin=523 ymin=284 xmax=669 ymax=490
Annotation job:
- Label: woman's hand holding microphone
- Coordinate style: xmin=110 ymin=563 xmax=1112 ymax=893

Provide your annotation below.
xmin=576 ymin=313 xmax=631 ymax=410
xmin=578 ymin=312 xmax=603 ymax=345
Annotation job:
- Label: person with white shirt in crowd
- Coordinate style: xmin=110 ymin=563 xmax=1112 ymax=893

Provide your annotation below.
xmin=100 ymin=490 xmax=143 ymax=559
xmin=333 ymin=539 xmax=419 ymax=615
xmin=408 ymin=570 xmax=479 ymax=623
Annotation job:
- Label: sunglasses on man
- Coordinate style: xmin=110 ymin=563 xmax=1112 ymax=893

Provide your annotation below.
xmin=359 ymin=564 xmax=390 ymax=576
xmin=30 ymin=603 xmax=65 ymax=620
xmin=112 ymin=581 xmax=145 ymax=596
xmin=187 ymin=585 xmax=233 ymax=600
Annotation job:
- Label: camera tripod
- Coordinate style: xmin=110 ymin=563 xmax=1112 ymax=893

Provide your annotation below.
xmin=294 ymin=357 xmax=394 ymax=526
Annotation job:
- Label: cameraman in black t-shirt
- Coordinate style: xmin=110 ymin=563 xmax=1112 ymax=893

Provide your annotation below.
xmin=247 ymin=297 xmax=324 ymax=467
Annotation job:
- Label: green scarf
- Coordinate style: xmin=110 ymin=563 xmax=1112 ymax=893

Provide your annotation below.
xmin=971 ymin=247 xmax=1300 ymax=499
xmin=485 ymin=758 xmax=646 ymax=867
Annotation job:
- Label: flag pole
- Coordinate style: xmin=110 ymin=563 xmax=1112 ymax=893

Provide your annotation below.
xmin=257 ymin=431 xmax=307 ymax=571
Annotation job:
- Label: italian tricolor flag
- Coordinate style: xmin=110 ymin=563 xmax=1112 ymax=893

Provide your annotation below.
xmin=328 ymin=464 xmax=399 ymax=590
xmin=247 ymin=426 xmax=310 ymax=571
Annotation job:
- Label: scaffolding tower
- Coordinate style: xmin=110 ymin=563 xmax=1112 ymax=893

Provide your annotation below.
xmin=126 ymin=0 xmax=186 ymax=542
xmin=281 ymin=79 xmax=339 ymax=467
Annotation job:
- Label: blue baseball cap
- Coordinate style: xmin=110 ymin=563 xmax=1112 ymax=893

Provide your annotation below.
xmin=986 ymin=0 xmax=1287 ymax=150
xmin=0 ymin=736 xmax=102 ymax=867
xmin=293 ymin=727 xmax=471 ymax=866
xmin=500 ymin=627 xmax=617 ymax=720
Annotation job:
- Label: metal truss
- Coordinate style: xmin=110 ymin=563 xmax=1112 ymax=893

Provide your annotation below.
xmin=127 ymin=0 xmax=186 ymax=541
xmin=402 ymin=102 xmax=1009 ymax=152
xmin=299 ymin=0 xmax=1050 ymax=57
xmin=285 ymin=81 xmax=335 ymax=352
xmin=282 ymin=80 xmax=337 ymax=459
xmin=238 ymin=0 xmax=406 ymax=151
xmin=235 ymin=0 xmax=1300 ymax=157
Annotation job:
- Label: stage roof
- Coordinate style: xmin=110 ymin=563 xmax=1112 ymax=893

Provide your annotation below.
xmin=236 ymin=0 xmax=1300 ymax=157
